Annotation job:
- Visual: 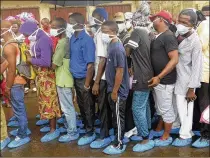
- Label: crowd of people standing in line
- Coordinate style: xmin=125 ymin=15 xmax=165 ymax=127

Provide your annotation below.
xmin=0 ymin=1 xmax=209 ymax=155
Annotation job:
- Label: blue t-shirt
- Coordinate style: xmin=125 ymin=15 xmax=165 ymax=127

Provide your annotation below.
xmin=70 ymin=30 xmax=95 ymax=79
xmin=105 ymin=41 xmax=129 ymax=100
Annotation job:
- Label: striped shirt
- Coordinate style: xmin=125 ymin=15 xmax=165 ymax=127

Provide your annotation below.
xmin=175 ymin=31 xmax=203 ymax=95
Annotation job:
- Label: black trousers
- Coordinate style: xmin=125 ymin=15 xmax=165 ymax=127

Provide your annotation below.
xmin=108 ymin=93 xmax=126 ymax=144
xmin=96 ymin=80 xmax=112 ymax=139
xmin=125 ymin=90 xmax=135 ymax=132
xmin=196 ymin=82 xmax=210 ymax=139
xmin=74 ymin=78 xmax=94 ymax=135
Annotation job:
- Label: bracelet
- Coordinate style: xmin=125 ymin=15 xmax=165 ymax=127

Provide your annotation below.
xmin=84 ymin=85 xmax=90 ymax=90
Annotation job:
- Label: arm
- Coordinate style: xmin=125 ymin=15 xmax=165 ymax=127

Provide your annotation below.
xmin=0 ymin=57 xmax=9 ymax=74
xmin=113 ymin=67 xmax=124 ymax=94
xmin=31 ymin=38 xmax=52 ymax=67
xmin=4 ymin=45 xmax=17 ymax=99
xmin=84 ymin=63 xmax=94 ymax=89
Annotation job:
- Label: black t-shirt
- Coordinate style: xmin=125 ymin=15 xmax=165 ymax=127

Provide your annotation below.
xmin=127 ymin=28 xmax=154 ymax=91
xmin=151 ymin=30 xmax=178 ymax=85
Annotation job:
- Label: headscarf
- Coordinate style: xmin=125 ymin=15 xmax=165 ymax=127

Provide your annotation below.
xmin=19 ymin=21 xmax=38 ymax=36
xmin=132 ymin=1 xmax=151 ymax=27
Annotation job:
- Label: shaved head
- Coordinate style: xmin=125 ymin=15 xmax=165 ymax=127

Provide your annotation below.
xmin=1 ymin=20 xmax=12 ymax=28
xmin=1 ymin=20 xmax=14 ymax=42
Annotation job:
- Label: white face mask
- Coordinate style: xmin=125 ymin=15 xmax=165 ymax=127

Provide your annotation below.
xmin=68 ymin=23 xmax=84 ymax=32
xmin=1 ymin=26 xmax=16 ymax=39
xmin=118 ymin=23 xmax=126 ymax=34
xmin=89 ymin=16 xmax=103 ymax=26
xmin=66 ymin=23 xmax=75 ymax=38
xmin=50 ymin=28 xmax=65 ymax=37
xmin=15 ymin=34 xmax=25 ymax=42
xmin=91 ymin=27 xmax=98 ymax=34
xmin=28 ymin=29 xmax=39 ymax=42
xmin=125 ymin=20 xmax=132 ymax=30
xmin=176 ymin=24 xmax=191 ymax=35
xmin=101 ymin=33 xmax=117 ymax=44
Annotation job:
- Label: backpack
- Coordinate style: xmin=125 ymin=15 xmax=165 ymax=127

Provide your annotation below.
xmin=2 ymin=40 xmax=36 ymax=80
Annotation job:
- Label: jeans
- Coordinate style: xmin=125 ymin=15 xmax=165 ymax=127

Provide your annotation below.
xmin=11 ymin=84 xmax=28 ymax=138
xmin=57 ymin=86 xmax=77 ymax=135
xmin=74 ymin=78 xmax=94 ymax=135
xmin=132 ymin=91 xmax=151 ymax=139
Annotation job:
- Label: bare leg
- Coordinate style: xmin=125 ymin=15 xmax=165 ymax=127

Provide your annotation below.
xmin=155 ymin=117 xmax=164 ymax=131
xmin=50 ymin=118 xmax=56 ymax=132
xmin=162 ymin=122 xmax=172 ymax=140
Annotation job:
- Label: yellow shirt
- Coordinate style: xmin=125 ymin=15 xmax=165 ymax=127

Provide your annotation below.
xmin=197 ymin=17 xmax=209 ymax=83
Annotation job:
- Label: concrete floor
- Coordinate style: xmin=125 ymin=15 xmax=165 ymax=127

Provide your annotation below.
xmin=1 ymin=92 xmax=210 ymax=157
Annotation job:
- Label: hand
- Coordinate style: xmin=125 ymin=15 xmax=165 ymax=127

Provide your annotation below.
xmin=111 ymin=91 xmax=118 ymax=102
xmin=92 ymin=82 xmax=99 ymax=96
xmin=5 ymin=87 xmax=11 ymax=100
xmin=73 ymin=95 xmax=77 ymax=105
xmin=84 ymin=84 xmax=90 ymax=91
xmin=186 ymin=88 xmax=197 ymax=102
xmin=128 ymin=68 xmax=133 ymax=76
xmin=148 ymin=76 xmax=160 ymax=88
xmin=25 ymin=50 xmax=32 ymax=64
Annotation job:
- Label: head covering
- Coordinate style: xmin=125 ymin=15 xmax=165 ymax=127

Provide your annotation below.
xmin=113 ymin=12 xmax=125 ymax=22
xmin=179 ymin=9 xmax=198 ymax=26
xmin=19 ymin=21 xmax=38 ymax=36
xmin=150 ymin=10 xmax=172 ymax=24
xmin=124 ymin=12 xmax=133 ymax=20
xmin=93 ymin=8 xmax=108 ymax=20
xmin=132 ymin=1 xmax=151 ymax=26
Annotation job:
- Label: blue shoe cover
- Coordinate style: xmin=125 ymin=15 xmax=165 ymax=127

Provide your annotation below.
xmin=94 ymin=119 xmax=101 ymax=126
xmin=90 ymin=137 xmax=112 ymax=149
xmin=10 ymin=128 xmax=31 ymax=136
xmin=41 ymin=129 xmax=60 ymax=142
xmin=133 ymin=140 xmax=155 ymax=152
xmin=130 ymin=135 xmax=143 ymax=141
xmin=123 ymin=137 xmax=130 ymax=144
xmin=172 ymin=138 xmax=192 ymax=147
xmin=193 ymin=131 xmax=201 ymax=137
xmin=78 ymin=128 xmax=87 ymax=134
xmin=0 ymin=137 xmax=11 ymax=150
xmin=149 ymin=130 xmax=164 ymax=139
xmin=59 ymin=133 xmax=79 ymax=143
xmin=57 ymin=117 xmax=66 ymax=124
xmin=78 ymin=133 xmax=96 ymax=146
xmin=35 ymin=114 xmax=40 ymax=119
xmin=59 ymin=127 xmax=67 ymax=133
xmin=8 ymin=121 xmax=19 ymax=127
xmin=154 ymin=137 xmax=173 ymax=147
xmin=109 ymin=128 xmax=114 ymax=136
xmin=192 ymin=138 xmax=210 ymax=148
xmin=95 ymin=128 xmax=100 ymax=134
xmin=9 ymin=116 xmax=17 ymax=122
xmin=103 ymin=144 xmax=126 ymax=155
xmin=8 ymin=136 xmax=30 ymax=148
xmin=36 ymin=119 xmax=49 ymax=126
xmin=77 ymin=120 xmax=84 ymax=128
xmin=40 ymin=124 xmax=59 ymax=133
xmin=170 ymin=128 xmax=180 ymax=134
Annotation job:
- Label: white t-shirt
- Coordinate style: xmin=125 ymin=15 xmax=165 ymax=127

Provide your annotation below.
xmin=93 ymin=28 xmax=108 ymax=80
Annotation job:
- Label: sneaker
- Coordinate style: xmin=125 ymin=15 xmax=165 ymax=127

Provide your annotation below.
xmin=172 ymin=138 xmax=192 ymax=147
xmin=133 ymin=140 xmax=155 ymax=152
xmin=77 ymin=133 xmax=96 ymax=146
xmin=94 ymin=119 xmax=101 ymax=126
xmin=149 ymin=130 xmax=164 ymax=139
xmin=41 ymin=129 xmax=60 ymax=143
xmin=10 ymin=128 xmax=31 ymax=137
xmin=9 ymin=116 xmax=17 ymax=122
xmin=36 ymin=119 xmax=49 ymax=126
xmin=40 ymin=125 xmax=59 ymax=133
xmin=7 ymin=121 xmax=19 ymax=127
xmin=154 ymin=137 xmax=173 ymax=147
xmin=8 ymin=136 xmax=30 ymax=148
xmin=59 ymin=127 xmax=67 ymax=133
xmin=192 ymin=138 xmax=210 ymax=148
xmin=170 ymin=128 xmax=180 ymax=134
xmin=130 ymin=135 xmax=143 ymax=141
xmin=0 ymin=137 xmax=11 ymax=150
xmin=35 ymin=114 xmax=40 ymax=119
xmin=58 ymin=133 xmax=79 ymax=143
xmin=57 ymin=117 xmax=66 ymax=124
xmin=90 ymin=137 xmax=112 ymax=149
xmin=103 ymin=144 xmax=126 ymax=155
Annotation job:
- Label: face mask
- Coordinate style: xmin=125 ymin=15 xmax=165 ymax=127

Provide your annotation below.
xmin=50 ymin=28 xmax=65 ymax=37
xmin=15 ymin=34 xmax=25 ymax=42
xmin=89 ymin=16 xmax=103 ymax=26
xmin=125 ymin=21 xmax=132 ymax=30
xmin=91 ymin=27 xmax=97 ymax=34
xmin=101 ymin=33 xmax=117 ymax=44
xmin=118 ymin=23 xmax=126 ymax=34
xmin=1 ymin=38 xmax=5 ymax=43
xmin=28 ymin=29 xmax=39 ymax=42
xmin=66 ymin=23 xmax=75 ymax=38
xmin=176 ymin=24 xmax=191 ymax=35
xmin=1 ymin=26 xmax=16 ymax=39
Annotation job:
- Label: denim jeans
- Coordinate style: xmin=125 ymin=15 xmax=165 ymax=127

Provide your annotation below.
xmin=132 ymin=91 xmax=151 ymax=139
xmin=57 ymin=86 xmax=77 ymax=135
xmin=11 ymin=84 xmax=28 ymax=138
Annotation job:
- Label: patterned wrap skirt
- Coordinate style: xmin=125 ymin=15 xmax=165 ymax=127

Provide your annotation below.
xmin=36 ymin=67 xmax=61 ymax=120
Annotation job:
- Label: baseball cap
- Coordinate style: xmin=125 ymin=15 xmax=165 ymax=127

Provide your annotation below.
xmin=150 ymin=10 xmax=172 ymax=24
xmin=113 ymin=12 xmax=125 ymax=22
